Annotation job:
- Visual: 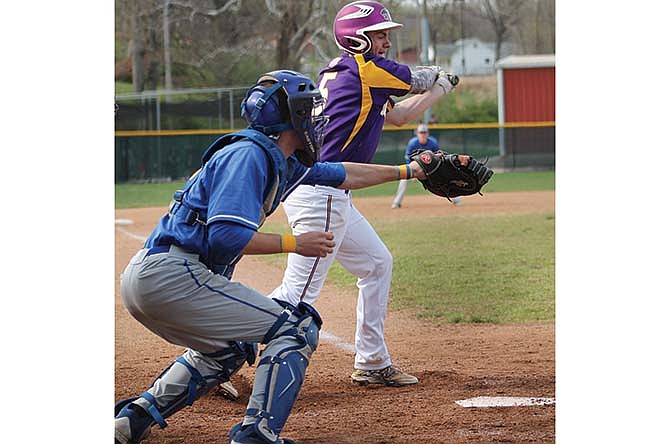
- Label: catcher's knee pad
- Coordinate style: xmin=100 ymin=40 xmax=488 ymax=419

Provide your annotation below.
xmin=239 ymin=301 xmax=321 ymax=443
xmin=204 ymin=341 xmax=258 ymax=380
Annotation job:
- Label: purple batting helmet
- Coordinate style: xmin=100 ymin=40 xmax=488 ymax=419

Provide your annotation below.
xmin=333 ymin=1 xmax=403 ymax=54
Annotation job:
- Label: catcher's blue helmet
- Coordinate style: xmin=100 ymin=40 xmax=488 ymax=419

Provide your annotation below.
xmin=241 ymin=70 xmax=328 ymax=166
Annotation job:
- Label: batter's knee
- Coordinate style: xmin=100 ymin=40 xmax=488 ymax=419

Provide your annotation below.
xmin=379 ymin=247 xmax=393 ymax=273
xmin=358 ymin=245 xmax=393 ymax=281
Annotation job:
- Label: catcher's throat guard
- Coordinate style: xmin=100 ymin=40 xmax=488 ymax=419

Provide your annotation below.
xmin=411 ymin=150 xmax=494 ymax=201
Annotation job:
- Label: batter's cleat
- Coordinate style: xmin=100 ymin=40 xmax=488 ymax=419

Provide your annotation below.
xmin=218 ymin=380 xmax=240 ymax=400
xmin=391 ymin=203 xmax=401 ymax=209
xmin=451 ymin=197 xmax=463 ymax=206
xmin=229 ymin=423 xmax=296 ymax=444
xmin=351 ymin=365 xmax=419 ymax=387
xmin=115 ymin=403 xmax=153 ymax=444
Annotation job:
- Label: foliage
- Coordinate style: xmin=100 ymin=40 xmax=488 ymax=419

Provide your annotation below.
xmin=115 ymin=0 xmax=339 ymax=92
xmin=433 ymin=90 xmax=498 ymax=123
xmin=115 ymin=1 xmax=555 ymax=92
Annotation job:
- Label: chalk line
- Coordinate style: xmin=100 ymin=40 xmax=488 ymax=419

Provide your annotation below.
xmin=456 ymin=396 xmax=555 ymax=408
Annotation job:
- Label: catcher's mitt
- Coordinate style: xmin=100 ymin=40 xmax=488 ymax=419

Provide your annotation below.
xmin=410 ymin=150 xmax=494 ymax=200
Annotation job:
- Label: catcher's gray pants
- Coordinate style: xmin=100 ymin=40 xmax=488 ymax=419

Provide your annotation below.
xmin=120 ymin=245 xmax=310 ymax=431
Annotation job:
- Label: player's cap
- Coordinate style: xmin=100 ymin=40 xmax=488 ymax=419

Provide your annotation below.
xmin=417 ymin=123 xmax=429 ymax=133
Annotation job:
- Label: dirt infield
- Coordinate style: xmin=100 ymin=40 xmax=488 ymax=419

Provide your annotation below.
xmin=115 ymin=191 xmax=555 ymax=443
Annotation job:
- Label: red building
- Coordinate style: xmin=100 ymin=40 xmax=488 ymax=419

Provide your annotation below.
xmin=495 ymin=54 xmax=555 ymax=167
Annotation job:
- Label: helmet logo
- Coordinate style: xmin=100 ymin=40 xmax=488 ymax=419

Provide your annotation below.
xmin=380 ymin=8 xmax=391 ymax=22
xmin=420 ymin=153 xmax=432 ymax=164
xmin=338 ymin=4 xmax=374 ymax=21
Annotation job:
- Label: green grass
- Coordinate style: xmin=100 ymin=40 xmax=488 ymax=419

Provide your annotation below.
xmin=382 ymin=213 xmax=554 ymax=323
xmin=115 ymin=171 xmax=555 ymax=324
xmin=115 ymin=181 xmax=185 ymax=208
xmin=115 ymin=81 xmax=135 ymax=95
xmin=343 ymin=170 xmax=554 ymax=198
xmin=115 ymin=170 xmax=554 ymax=208
xmin=261 ymin=212 xmax=555 ymax=324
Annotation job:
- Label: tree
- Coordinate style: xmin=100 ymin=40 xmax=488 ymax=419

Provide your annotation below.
xmin=116 ymin=0 xmax=166 ymax=92
xmin=263 ymin=0 xmax=331 ymax=71
xmin=476 ymin=0 xmax=526 ymax=61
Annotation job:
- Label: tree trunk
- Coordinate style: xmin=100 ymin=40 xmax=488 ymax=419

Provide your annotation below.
xmin=275 ymin=0 xmax=309 ymax=72
xmin=495 ymin=35 xmax=502 ymax=62
xmin=131 ymin=13 xmax=145 ymax=93
xmin=535 ymin=0 xmax=542 ymax=53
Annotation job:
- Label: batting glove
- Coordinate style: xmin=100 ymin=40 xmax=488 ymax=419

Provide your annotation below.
xmin=434 ymin=71 xmax=459 ymax=95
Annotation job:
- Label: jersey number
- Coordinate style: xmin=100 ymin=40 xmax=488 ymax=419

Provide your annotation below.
xmin=318 ymin=72 xmax=338 ymax=102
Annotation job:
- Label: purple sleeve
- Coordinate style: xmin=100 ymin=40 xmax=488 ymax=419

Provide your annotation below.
xmin=364 ymin=54 xmax=412 ymax=98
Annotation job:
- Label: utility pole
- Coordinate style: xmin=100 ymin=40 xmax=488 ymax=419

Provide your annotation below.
xmin=459 ymin=0 xmax=465 ymax=75
xmin=420 ymin=0 xmax=432 ymax=124
xmin=163 ymin=0 xmax=173 ymax=92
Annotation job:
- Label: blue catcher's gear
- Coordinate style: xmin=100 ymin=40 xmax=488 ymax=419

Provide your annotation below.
xmin=241 ymin=70 xmax=328 ymax=167
xmin=115 ymin=342 xmax=257 ymax=444
xmin=229 ymin=301 xmax=322 ymax=444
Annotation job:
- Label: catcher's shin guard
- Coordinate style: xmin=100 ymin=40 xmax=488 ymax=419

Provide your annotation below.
xmin=115 ymin=342 xmax=257 ymax=443
xmin=230 ymin=302 xmax=321 ymax=444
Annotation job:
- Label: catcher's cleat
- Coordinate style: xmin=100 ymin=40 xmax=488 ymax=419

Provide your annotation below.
xmin=229 ymin=423 xmax=296 ymax=444
xmin=218 ymin=380 xmax=240 ymax=400
xmin=351 ymin=365 xmax=419 ymax=387
xmin=115 ymin=403 xmax=153 ymax=444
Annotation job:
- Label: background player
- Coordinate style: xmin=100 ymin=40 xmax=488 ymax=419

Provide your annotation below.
xmin=114 ymin=69 xmax=439 ymax=444
xmin=391 ymin=123 xmax=462 ymax=208
xmin=269 ymin=1 xmax=459 ymax=387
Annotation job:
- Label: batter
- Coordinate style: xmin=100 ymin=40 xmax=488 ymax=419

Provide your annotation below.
xmin=269 ymin=0 xmax=459 ymax=386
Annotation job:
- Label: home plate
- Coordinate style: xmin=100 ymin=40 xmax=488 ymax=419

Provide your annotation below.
xmin=456 ymin=396 xmax=555 ymax=408
xmin=115 ymin=219 xmax=134 ymax=225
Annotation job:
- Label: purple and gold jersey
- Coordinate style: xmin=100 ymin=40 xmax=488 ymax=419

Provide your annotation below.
xmin=318 ymin=52 xmax=411 ymax=163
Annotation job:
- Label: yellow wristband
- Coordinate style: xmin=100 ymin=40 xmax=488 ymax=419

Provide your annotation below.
xmin=280 ymin=234 xmax=297 ymax=253
xmin=397 ymin=164 xmax=412 ymax=180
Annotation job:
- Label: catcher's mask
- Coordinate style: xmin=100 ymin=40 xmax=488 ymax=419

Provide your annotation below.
xmin=241 ymin=70 xmax=328 ymax=167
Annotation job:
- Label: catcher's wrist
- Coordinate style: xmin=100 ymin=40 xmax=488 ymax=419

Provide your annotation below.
xmin=396 ymin=164 xmax=413 ymax=180
xmin=279 ymin=234 xmax=297 ymax=253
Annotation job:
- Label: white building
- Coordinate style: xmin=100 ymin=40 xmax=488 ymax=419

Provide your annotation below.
xmin=436 ymin=38 xmax=519 ymax=75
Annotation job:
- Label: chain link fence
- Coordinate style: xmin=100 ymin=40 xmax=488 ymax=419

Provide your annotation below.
xmin=115 ymin=87 xmax=249 ymax=131
xmin=115 ymin=126 xmax=553 ymax=183
xmin=115 ymin=88 xmax=554 ymax=183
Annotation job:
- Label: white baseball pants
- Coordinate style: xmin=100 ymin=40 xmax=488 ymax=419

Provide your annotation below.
xmin=391 ymin=179 xmax=409 ymax=208
xmin=269 ymin=184 xmax=393 ymax=370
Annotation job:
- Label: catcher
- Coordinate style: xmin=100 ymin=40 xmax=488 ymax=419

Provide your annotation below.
xmin=410 ymin=150 xmax=494 ymax=201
